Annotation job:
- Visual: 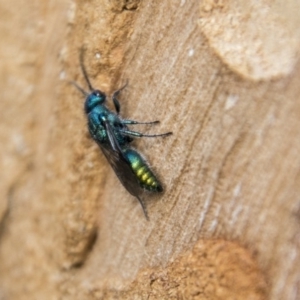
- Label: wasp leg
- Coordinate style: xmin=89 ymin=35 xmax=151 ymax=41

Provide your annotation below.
xmin=120 ymin=129 xmax=172 ymax=138
xmin=122 ymin=119 xmax=160 ymax=125
xmin=112 ymin=81 xmax=128 ymax=114
xmin=136 ymin=196 xmax=149 ymax=220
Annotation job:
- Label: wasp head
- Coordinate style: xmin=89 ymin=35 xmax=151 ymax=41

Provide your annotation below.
xmin=85 ymin=90 xmax=106 ymax=113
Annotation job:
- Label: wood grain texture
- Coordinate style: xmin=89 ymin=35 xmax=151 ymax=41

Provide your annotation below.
xmin=0 ymin=0 xmax=299 ymax=299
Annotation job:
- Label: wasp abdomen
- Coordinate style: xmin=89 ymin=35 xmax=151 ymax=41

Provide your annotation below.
xmin=124 ymin=149 xmax=163 ymax=192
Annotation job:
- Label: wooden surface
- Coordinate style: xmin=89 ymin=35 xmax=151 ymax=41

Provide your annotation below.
xmin=0 ymin=0 xmax=300 ymax=299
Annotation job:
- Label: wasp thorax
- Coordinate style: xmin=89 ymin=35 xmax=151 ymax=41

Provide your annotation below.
xmin=85 ymin=90 xmax=106 ymax=113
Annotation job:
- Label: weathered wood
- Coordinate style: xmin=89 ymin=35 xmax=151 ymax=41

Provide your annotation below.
xmin=0 ymin=0 xmax=299 ymax=299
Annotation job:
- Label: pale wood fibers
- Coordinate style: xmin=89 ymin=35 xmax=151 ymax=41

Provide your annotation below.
xmin=0 ymin=0 xmax=299 ymax=299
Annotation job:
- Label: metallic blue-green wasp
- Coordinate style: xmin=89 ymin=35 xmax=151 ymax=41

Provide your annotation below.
xmin=71 ymin=50 xmax=172 ymax=219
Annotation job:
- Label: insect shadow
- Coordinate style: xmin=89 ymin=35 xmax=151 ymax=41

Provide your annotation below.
xmin=70 ymin=49 xmax=172 ymax=220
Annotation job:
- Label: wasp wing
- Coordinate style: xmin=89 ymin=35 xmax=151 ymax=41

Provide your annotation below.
xmin=99 ymin=119 xmax=149 ymax=219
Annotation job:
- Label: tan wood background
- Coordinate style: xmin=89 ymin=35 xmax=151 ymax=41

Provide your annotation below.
xmin=0 ymin=0 xmax=300 ymax=299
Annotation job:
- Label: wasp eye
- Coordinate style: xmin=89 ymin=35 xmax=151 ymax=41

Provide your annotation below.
xmin=93 ymin=90 xmax=104 ymax=98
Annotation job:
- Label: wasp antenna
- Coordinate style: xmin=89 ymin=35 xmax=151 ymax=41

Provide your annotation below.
xmin=69 ymin=80 xmax=89 ymax=96
xmin=80 ymin=47 xmax=94 ymax=92
xmin=122 ymin=79 xmax=129 ymax=90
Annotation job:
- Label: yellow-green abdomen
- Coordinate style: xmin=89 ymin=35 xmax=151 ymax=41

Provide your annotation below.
xmin=124 ymin=148 xmax=163 ymax=192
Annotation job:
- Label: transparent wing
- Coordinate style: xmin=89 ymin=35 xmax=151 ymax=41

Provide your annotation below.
xmin=99 ymin=120 xmax=149 ymax=219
